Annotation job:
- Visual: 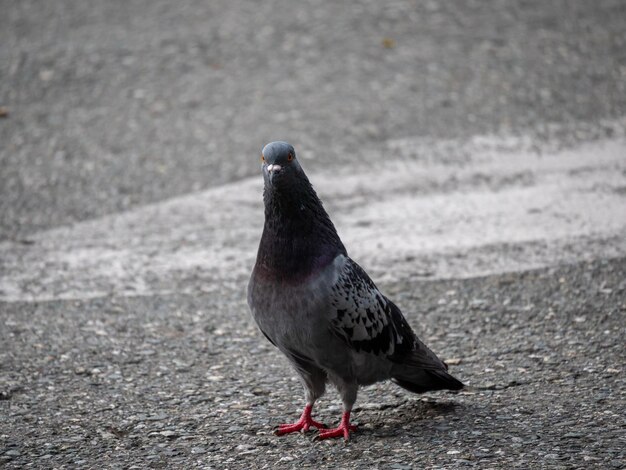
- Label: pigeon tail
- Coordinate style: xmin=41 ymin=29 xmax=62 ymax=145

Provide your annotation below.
xmin=391 ymin=369 xmax=464 ymax=394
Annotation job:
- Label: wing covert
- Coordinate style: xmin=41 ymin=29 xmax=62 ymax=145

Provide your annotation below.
xmin=329 ymin=258 xmax=415 ymax=357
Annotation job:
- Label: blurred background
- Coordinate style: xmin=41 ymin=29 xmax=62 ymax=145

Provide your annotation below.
xmin=1 ymin=0 xmax=625 ymax=240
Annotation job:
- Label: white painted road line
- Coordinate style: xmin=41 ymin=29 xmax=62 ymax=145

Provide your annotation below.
xmin=1 ymin=137 xmax=625 ymax=302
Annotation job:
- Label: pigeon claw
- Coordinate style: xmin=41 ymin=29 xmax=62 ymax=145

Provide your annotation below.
xmin=274 ymin=404 xmax=326 ymax=436
xmin=314 ymin=411 xmax=357 ymax=442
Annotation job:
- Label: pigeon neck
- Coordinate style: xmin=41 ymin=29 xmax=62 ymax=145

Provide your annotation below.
xmin=256 ymin=180 xmax=346 ymax=281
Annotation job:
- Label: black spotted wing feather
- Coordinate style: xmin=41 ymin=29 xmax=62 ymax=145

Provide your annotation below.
xmin=329 ymin=258 xmax=417 ymax=358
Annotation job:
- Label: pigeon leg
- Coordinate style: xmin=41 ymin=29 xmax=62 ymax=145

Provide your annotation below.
xmin=315 ymin=410 xmax=357 ymax=441
xmin=275 ymin=403 xmax=326 ymax=435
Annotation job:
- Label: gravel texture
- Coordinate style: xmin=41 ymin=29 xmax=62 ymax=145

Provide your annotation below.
xmin=1 ymin=258 xmax=625 ymax=468
xmin=1 ymin=0 xmax=626 ymax=239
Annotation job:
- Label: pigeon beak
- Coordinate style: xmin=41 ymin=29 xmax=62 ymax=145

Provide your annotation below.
xmin=267 ymin=164 xmax=282 ymax=173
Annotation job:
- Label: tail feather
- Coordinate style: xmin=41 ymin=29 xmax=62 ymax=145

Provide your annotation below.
xmin=389 ymin=333 xmax=464 ymax=394
xmin=392 ymin=369 xmax=464 ymax=394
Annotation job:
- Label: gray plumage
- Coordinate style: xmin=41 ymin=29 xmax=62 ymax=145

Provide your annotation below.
xmin=248 ymin=141 xmax=463 ymax=440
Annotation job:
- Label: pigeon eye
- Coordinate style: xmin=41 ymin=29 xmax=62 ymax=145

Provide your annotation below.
xmin=261 ymin=154 xmax=265 ymax=162
xmin=287 ymin=153 xmax=294 ymax=162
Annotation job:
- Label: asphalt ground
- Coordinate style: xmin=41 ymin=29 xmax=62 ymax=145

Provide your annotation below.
xmin=1 ymin=0 xmax=625 ymax=239
xmin=1 ymin=258 xmax=625 ymax=468
xmin=1 ymin=1 xmax=626 ymax=469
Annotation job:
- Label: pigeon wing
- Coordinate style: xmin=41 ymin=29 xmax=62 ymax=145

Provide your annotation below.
xmin=329 ymin=257 xmax=446 ymax=370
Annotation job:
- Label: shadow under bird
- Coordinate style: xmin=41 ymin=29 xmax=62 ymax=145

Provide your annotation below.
xmin=248 ymin=141 xmax=464 ymax=441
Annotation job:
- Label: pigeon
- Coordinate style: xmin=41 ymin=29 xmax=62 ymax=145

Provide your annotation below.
xmin=247 ymin=141 xmax=464 ymax=441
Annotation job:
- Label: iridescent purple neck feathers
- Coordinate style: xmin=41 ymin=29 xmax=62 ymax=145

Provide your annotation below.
xmin=254 ymin=170 xmax=346 ymax=283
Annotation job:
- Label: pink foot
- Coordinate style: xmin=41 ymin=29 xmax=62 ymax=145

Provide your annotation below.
xmin=275 ymin=404 xmax=326 ymax=435
xmin=315 ymin=411 xmax=357 ymax=441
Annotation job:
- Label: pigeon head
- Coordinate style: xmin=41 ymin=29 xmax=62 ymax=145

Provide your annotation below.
xmin=261 ymin=141 xmax=303 ymax=188
xmin=255 ymin=141 xmax=347 ymax=280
